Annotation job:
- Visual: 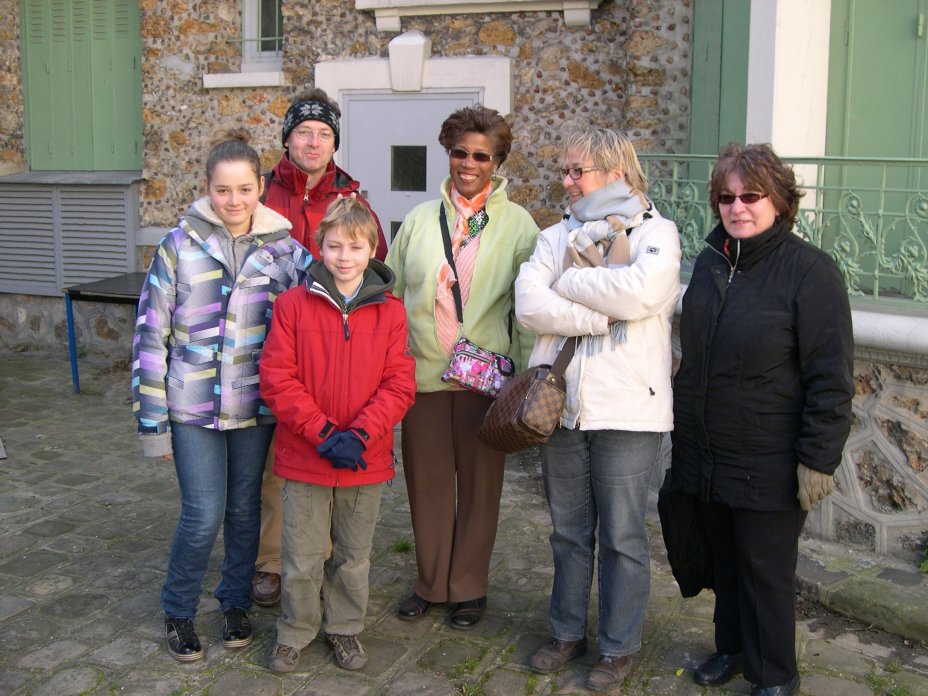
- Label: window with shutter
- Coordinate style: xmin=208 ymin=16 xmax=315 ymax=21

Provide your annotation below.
xmin=21 ymin=0 xmax=142 ymax=170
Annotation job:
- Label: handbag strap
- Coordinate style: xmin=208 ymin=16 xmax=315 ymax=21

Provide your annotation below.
xmin=440 ymin=201 xmax=514 ymax=343
xmin=438 ymin=202 xmax=466 ymax=325
xmin=550 ymin=336 xmax=578 ymax=377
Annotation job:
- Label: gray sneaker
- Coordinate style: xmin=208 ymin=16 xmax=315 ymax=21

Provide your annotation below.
xmin=268 ymin=643 xmax=301 ymax=672
xmin=326 ymin=633 xmax=368 ymax=670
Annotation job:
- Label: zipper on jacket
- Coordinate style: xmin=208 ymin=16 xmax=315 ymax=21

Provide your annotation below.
xmin=709 ymin=238 xmax=740 ymax=284
xmin=342 ymin=313 xmax=350 ymax=340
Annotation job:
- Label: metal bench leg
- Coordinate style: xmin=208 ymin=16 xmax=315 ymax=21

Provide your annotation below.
xmin=65 ymin=293 xmax=80 ymax=393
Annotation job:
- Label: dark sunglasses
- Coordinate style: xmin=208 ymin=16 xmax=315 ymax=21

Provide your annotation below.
xmin=448 ymin=147 xmax=497 ymax=163
xmin=718 ymin=192 xmax=769 ymax=205
xmin=561 ymin=166 xmax=602 ymax=181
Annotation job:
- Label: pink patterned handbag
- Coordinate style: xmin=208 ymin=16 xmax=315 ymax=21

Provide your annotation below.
xmin=442 ymin=336 xmax=516 ymax=398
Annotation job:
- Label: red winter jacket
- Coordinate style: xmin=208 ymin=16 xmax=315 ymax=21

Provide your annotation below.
xmin=263 ymin=155 xmax=388 ymax=261
xmin=259 ymin=260 xmax=416 ymax=487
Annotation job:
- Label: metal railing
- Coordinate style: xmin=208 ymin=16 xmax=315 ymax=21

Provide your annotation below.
xmin=639 ymin=154 xmax=928 ymax=304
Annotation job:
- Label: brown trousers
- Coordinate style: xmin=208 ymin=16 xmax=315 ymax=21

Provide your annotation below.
xmin=401 ymin=389 xmax=506 ymax=603
xmin=256 ymin=441 xmax=283 ymax=575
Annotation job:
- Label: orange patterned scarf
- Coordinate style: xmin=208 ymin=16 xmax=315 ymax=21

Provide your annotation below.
xmin=435 ymin=182 xmax=493 ymax=355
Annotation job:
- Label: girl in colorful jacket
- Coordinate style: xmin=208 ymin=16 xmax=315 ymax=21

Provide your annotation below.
xmin=259 ymin=196 xmax=416 ymax=673
xmin=131 ymin=128 xmax=309 ymax=663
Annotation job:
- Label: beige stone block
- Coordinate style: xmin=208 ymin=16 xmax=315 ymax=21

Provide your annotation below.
xmin=538 ymin=46 xmax=566 ymax=72
xmin=143 ymin=178 xmax=168 ymax=202
xmin=167 ymin=131 xmax=188 ymax=152
xmin=628 ymin=63 xmax=666 ymax=85
xmin=567 ymin=61 xmax=605 ymax=89
xmin=509 ymin=184 xmax=541 ymax=208
xmin=217 ymin=95 xmax=246 ymax=116
xmin=628 ymin=30 xmax=668 ymax=56
xmin=179 ymin=19 xmax=215 ymax=36
xmin=269 ymin=96 xmax=290 ymax=118
xmin=479 ymin=21 xmax=516 ymax=46
xmin=141 ymin=16 xmax=170 ymax=40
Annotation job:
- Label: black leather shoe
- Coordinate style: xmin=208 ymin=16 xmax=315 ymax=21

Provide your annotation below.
xmin=694 ymin=651 xmax=743 ymax=686
xmin=751 ymin=673 xmax=800 ymax=696
xmin=397 ymin=592 xmax=433 ymax=621
xmin=450 ymin=596 xmax=486 ymax=630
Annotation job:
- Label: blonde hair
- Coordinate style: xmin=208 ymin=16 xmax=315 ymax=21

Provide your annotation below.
xmin=315 ymin=196 xmax=379 ymax=253
xmin=562 ymin=125 xmax=648 ymax=195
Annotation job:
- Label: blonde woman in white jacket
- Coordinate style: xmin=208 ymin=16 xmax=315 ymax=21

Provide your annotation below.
xmin=516 ymin=125 xmax=681 ymax=692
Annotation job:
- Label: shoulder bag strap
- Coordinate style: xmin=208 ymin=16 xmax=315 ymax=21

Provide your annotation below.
xmin=439 ymin=202 xmax=465 ymax=325
xmin=550 ymin=336 xmax=578 ymax=377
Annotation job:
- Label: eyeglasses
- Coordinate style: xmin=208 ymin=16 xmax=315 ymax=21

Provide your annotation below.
xmin=291 ymin=127 xmax=334 ymax=142
xmin=448 ymin=147 xmax=497 ymax=163
xmin=718 ymin=192 xmax=769 ymax=205
xmin=561 ymin=166 xmax=602 ymax=181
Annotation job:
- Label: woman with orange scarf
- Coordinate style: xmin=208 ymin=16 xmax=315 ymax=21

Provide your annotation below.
xmin=385 ymin=105 xmax=538 ymax=630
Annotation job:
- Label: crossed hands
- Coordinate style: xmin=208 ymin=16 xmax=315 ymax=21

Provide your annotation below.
xmin=317 ymin=430 xmax=367 ymax=472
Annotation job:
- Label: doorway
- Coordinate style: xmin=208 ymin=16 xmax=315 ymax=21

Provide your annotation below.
xmin=342 ymin=91 xmax=479 ymax=245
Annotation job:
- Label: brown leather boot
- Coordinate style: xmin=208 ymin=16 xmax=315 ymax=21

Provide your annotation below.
xmin=251 ymin=570 xmax=281 ymax=607
xmin=528 ymin=637 xmax=587 ymax=673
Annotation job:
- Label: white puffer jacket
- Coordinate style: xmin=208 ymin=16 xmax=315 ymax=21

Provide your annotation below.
xmin=514 ymin=208 xmax=681 ymax=432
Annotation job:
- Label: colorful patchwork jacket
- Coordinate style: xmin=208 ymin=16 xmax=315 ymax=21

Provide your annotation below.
xmin=132 ymin=197 xmax=310 ymax=454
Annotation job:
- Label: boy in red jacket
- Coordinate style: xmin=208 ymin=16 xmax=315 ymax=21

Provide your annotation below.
xmin=259 ymin=196 xmax=416 ymax=673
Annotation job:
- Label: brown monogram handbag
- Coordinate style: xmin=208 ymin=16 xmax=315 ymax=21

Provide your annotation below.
xmin=478 ymin=337 xmax=578 ymax=453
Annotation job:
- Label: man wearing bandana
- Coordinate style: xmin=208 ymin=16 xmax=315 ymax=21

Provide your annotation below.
xmin=252 ymin=88 xmax=388 ymax=608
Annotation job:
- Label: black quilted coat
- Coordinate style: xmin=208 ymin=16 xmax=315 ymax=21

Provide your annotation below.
xmin=671 ymin=219 xmax=854 ymax=511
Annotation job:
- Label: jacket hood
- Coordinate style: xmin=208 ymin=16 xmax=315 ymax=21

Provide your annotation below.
xmin=306 ymin=258 xmax=396 ymax=311
xmin=186 ymin=196 xmax=294 ymax=240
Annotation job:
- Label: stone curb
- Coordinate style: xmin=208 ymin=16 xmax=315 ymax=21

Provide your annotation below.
xmin=796 ymin=539 xmax=928 ymax=644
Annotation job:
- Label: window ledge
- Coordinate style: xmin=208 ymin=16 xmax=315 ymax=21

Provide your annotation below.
xmin=355 ymin=0 xmax=604 ymax=31
xmin=202 ymin=71 xmax=287 ymax=89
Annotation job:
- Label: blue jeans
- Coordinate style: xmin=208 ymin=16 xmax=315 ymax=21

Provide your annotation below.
xmin=540 ymin=427 xmax=661 ymax=657
xmin=161 ymin=422 xmax=274 ymax=618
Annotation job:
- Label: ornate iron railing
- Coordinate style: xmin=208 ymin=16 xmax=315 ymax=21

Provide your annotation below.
xmin=639 ymin=154 xmax=928 ymax=303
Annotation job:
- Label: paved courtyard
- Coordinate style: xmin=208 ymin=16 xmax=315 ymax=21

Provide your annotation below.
xmin=0 ymin=351 xmax=926 ymax=695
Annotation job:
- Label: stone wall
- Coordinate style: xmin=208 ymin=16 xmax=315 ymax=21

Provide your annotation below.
xmin=138 ymin=0 xmax=692 ymax=229
xmin=0 ymin=0 xmax=25 ymax=176
xmin=0 ymin=293 xmax=134 ymax=358
xmin=805 ymin=361 xmax=928 ymax=562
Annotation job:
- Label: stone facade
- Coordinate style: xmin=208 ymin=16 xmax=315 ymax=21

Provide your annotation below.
xmin=136 ymin=0 xmax=692 ymax=230
xmin=0 ymin=0 xmax=25 ymax=176
xmin=805 ymin=361 xmax=928 ymax=562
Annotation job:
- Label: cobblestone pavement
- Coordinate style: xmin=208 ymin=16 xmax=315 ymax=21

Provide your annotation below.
xmin=1 ymin=351 xmax=926 ymax=696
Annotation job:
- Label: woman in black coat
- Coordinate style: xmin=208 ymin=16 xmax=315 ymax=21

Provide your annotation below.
xmin=671 ymin=143 xmax=854 ymax=696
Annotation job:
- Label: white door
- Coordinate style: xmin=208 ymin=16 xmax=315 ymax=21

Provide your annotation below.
xmin=342 ymin=91 xmax=479 ymax=246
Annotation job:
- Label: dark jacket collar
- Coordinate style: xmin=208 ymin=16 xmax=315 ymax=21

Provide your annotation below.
xmin=306 ymin=258 xmax=395 ymax=313
xmin=706 ymin=218 xmax=791 ymax=270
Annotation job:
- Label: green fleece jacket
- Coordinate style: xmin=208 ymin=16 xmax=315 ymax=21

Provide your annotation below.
xmin=386 ymin=176 xmax=539 ymax=392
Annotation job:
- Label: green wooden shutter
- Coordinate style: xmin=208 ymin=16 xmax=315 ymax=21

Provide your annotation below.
xmin=689 ymin=0 xmax=750 ymax=155
xmin=21 ymin=0 xmax=141 ymax=170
